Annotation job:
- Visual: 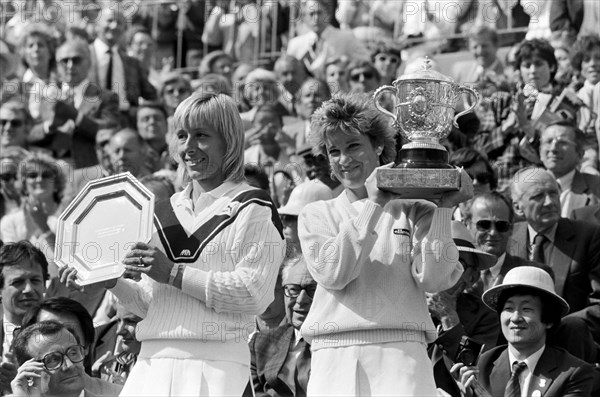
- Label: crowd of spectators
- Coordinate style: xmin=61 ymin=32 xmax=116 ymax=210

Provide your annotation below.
xmin=0 ymin=0 xmax=599 ymax=396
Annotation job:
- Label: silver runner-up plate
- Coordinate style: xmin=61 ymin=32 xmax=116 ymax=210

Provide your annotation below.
xmin=54 ymin=172 xmax=155 ymax=285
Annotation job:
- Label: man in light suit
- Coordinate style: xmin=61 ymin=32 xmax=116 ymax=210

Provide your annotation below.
xmin=246 ymin=257 xmax=316 ymax=397
xmin=281 ymin=78 xmax=331 ymax=157
xmin=451 ymin=25 xmax=505 ymax=84
xmin=508 ymin=167 xmax=600 ymax=344
xmin=28 ymin=38 xmax=120 ymax=169
xmin=455 ymin=266 xmax=595 ymax=397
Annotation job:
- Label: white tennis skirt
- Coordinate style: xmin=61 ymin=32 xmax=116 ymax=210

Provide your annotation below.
xmin=308 ymin=341 xmax=437 ymax=396
xmin=119 ymin=339 xmax=250 ymax=397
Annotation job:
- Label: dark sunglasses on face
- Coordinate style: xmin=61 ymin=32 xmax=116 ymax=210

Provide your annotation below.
xmin=58 ymin=56 xmax=83 ymax=65
xmin=25 ymin=170 xmax=55 ymax=180
xmin=0 ymin=173 xmax=17 ymax=182
xmin=0 ymin=119 xmax=24 ymax=128
xmin=350 ymin=71 xmax=374 ymax=82
xmin=468 ymin=171 xmax=492 ymax=185
xmin=475 ymin=219 xmax=511 ymax=233
xmin=283 ymin=284 xmax=317 ymax=298
xmin=280 ymin=215 xmax=298 ymax=224
xmin=375 ymin=55 xmax=399 ymax=64
xmin=38 ymin=344 xmax=86 ymax=371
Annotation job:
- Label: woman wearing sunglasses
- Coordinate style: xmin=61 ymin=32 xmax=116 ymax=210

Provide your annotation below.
xmin=0 ymin=153 xmax=65 ymax=260
xmin=297 ymin=93 xmax=472 ymax=396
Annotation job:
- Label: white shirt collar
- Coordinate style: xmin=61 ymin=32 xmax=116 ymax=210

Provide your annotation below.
xmin=508 ymin=344 xmax=545 ymax=375
xmin=489 ymin=252 xmax=506 ymax=279
xmin=172 ymin=181 xmax=239 ymax=210
xmin=555 ymin=169 xmax=576 ymax=192
xmin=94 ymin=37 xmax=111 ymax=54
xmin=527 ymin=222 xmax=557 ymax=245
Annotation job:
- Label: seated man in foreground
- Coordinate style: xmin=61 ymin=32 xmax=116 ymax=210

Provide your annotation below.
xmin=11 ymin=320 xmax=122 ymax=397
xmin=454 ymin=266 xmax=595 ymax=397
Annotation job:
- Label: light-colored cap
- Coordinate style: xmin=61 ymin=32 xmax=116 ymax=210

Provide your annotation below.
xmin=278 ymin=181 xmax=333 ymax=216
xmin=482 ymin=266 xmax=569 ymax=317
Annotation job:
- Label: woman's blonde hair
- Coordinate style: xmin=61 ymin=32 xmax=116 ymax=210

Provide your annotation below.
xmin=18 ymin=152 xmax=66 ymax=203
xmin=170 ymin=93 xmax=245 ymax=186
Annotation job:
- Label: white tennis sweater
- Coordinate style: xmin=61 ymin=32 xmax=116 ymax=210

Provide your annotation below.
xmin=110 ymin=182 xmax=285 ymax=364
xmin=298 ymin=192 xmax=463 ymax=350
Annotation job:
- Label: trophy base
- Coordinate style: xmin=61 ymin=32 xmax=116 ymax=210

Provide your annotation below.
xmin=396 ymin=147 xmax=452 ymax=169
xmin=376 ymin=167 xmax=461 ymax=199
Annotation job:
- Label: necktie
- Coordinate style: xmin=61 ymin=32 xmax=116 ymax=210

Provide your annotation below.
xmin=504 ymin=361 xmax=527 ymax=397
xmin=294 ymin=338 xmax=311 ymax=397
xmin=106 ymin=48 xmax=113 ymax=90
xmin=531 ymin=234 xmax=546 ymax=264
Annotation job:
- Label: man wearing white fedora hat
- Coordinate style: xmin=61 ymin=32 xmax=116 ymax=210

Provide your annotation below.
xmin=454 ymin=266 xmax=595 ymax=397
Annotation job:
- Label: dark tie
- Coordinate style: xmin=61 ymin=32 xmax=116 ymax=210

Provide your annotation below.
xmin=504 ymin=361 xmax=527 ymax=397
xmin=294 ymin=338 xmax=311 ymax=397
xmin=531 ymin=234 xmax=546 ymax=264
xmin=106 ymin=49 xmax=113 ymax=90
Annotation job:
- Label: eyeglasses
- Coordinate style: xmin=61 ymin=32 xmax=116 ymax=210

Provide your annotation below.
xmin=38 ymin=344 xmax=85 ymax=371
xmin=283 ymin=284 xmax=317 ymax=298
xmin=350 ymin=71 xmax=374 ymax=82
xmin=0 ymin=119 xmax=24 ymax=128
xmin=58 ymin=56 xmax=83 ymax=65
xmin=474 ymin=219 xmax=511 ymax=233
xmin=0 ymin=173 xmax=17 ymax=182
xmin=25 ymin=171 xmax=55 ymax=180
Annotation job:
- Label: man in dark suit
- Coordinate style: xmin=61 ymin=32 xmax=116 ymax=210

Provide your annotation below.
xmin=464 ymin=192 xmax=533 ymax=293
xmin=428 ymin=221 xmax=498 ymax=397
xmin=455 ymin=266 xmax=595 ymax=397
xmin=28 ymin=37 xmax=120 ymax=169
xmin=538 ymin=120 xmax=600 ymax=219
xmin=508 ymin=167 xmax=600 ymax=347
xmin=247 ymin=257 xmax=316 ymax=397
xmin=0 ymin=241 xmax=49 ymax=393
xmin=90 ymin=6 xmax=157 ymax=123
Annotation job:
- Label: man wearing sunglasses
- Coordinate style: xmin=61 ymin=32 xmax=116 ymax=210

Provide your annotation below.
xmin=11 ymin=321 xmax=121 ymax=397
xmin=247 ymin=258 xmax=317 ymax=397
xmin=0 ymin=101 xmax=30 ymax=153
xmin=463 ymin=192 xmax=532 ymax=293
xmin=28 ymin=37 xmax=119 ymax=169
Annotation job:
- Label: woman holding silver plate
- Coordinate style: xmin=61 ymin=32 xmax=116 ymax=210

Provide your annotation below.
xmin=61 ymin=93 xmax=285 ymax=396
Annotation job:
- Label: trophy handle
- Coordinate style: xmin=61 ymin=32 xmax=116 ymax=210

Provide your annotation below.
xmin=454 ymin=86 xmax=480 ymax=127
xmin=373 ymin=85 xmax=398 ymax=123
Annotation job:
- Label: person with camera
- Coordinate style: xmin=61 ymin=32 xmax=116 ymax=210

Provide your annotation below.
xmin=427 ymin=221 xmax=498 ymax=397
xmin=453 ymin=266 xmax=595 ymax=397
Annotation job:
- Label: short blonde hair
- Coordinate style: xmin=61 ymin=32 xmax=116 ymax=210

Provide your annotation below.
xmin=170 ymin=93 xmax=245 ymax=186
xmin=309 ymin=93 xmax=396 ymax=165
xmin=18 ymin=152 xmax=66 ymax=203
